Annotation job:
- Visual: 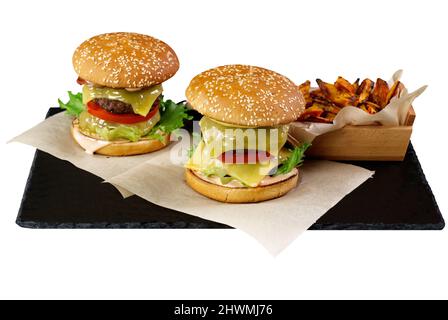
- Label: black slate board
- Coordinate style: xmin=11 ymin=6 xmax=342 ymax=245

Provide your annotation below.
xmin=16 ymin=108 xmax=445 ymax=230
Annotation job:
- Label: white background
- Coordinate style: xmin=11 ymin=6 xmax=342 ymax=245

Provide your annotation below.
xmin=1 ymin=0 xmax=447 ymax=300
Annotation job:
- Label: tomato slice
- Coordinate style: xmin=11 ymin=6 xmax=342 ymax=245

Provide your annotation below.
xmin=76 ymin=77 xmax=87 ymax=85
xmin=87 ymin=100 xmax=159 ymax=124
xmin=218 ymin=150 xmax=272 ymax=164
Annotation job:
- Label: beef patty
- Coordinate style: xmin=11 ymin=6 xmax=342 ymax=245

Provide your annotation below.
xmin=93 ymin=98 xmax=134 ymax=114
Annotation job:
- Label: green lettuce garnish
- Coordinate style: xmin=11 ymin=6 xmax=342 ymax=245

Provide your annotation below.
xmin=275 ymin=143 xmax=311 ymax=176
xmin=187 ymin=146 xmax=195 ymax=159
xmin=58 ymin=91 xmax=85 ymax=117
xmin=58 ymin=92 xmax=192 ymax=141
xmin=202 ymin=167 xmax=235 ymax=185
xmin=148 ymin=98 xmax=193 ymax=141
xmin=98 ymin=125 xmax=143 ymax=142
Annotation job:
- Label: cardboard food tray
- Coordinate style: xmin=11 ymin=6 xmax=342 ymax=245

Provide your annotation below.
xmin=303 ymin=107 xmax=416 ymax=161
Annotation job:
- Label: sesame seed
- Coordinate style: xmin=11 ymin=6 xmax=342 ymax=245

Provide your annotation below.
xmin=72 ymin=32 xmax=179 ymax=88
xmin=185 ymin=65 xmax=305 ymax=127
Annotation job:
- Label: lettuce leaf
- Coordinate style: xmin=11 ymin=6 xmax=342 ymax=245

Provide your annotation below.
xmin=78 ymin=110 xmax=155 ymax=142
xmin=148 ymin=98 xmax=193 ymax=141
xmin=202 ymin=167 xmax=236 ymax=185
xmin=97 ymin=125 xmax=143 ymax=142
xmin=59 ymin=91 xmax=192 ymax=141
xmin=275 ymin=143 xmax=311 ymax=176
xmin=58 ymin=91 xmax=85 ymax=117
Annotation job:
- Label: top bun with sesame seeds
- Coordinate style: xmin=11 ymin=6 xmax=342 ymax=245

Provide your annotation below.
xmin=185 ymin=65 xmax=305 ymax=127
xmin=73 ymin=32 xmax=179 ymax=88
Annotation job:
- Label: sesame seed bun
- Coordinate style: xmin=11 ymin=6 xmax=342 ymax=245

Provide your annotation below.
xmin=73 ymin=32 xmax=179 ymax=88
xmin=185 ymin=65 xmax=305 ymax=127
xmin=71 ymin=121 xmax=169 ymax=156
xmin=185 ymin=169 xmax=299 ymax=203
xmin=93 ymin=136 xmax=169 ymax=156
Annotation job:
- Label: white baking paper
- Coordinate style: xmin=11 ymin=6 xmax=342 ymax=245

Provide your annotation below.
xmin=9 ymin=112 xmax=171 ymax=197
xmin=107 ymin=143 xmax=374 ymax=256
xmin=10 ymin=112 xmax=374 ymax=255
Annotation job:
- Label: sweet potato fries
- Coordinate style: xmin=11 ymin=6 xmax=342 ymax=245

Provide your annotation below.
xmin=298 ymin=76 xmax=401 ymax=123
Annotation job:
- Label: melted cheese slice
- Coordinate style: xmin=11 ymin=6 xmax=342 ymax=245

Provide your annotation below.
xmin=186 ymin=141 xmax=280 ymax=187
xmin=82 ymin=84 xmax=163 ymax=116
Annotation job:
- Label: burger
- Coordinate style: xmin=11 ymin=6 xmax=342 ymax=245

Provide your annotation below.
xmin=184 ymin=65 xmax=309 ymax=203
xmin=58 ymin=32 xmax=190 ymax=156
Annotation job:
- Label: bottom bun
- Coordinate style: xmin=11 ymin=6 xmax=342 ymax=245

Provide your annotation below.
xmin=71 ymin=121 xmax=169 ymax=156
xmin=185 ymin=169 xmax=299 ymax=203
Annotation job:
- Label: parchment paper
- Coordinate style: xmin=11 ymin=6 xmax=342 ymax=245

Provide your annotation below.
xmin=107 ymin=144 xmax=374 ymax=256
xmin=9 ymin=112 xmax=169 ymax=197
xmin=290 ymin=70 xmax=427 ymax=143
xmin=11 ymin=112 xmax=374 ymax=255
